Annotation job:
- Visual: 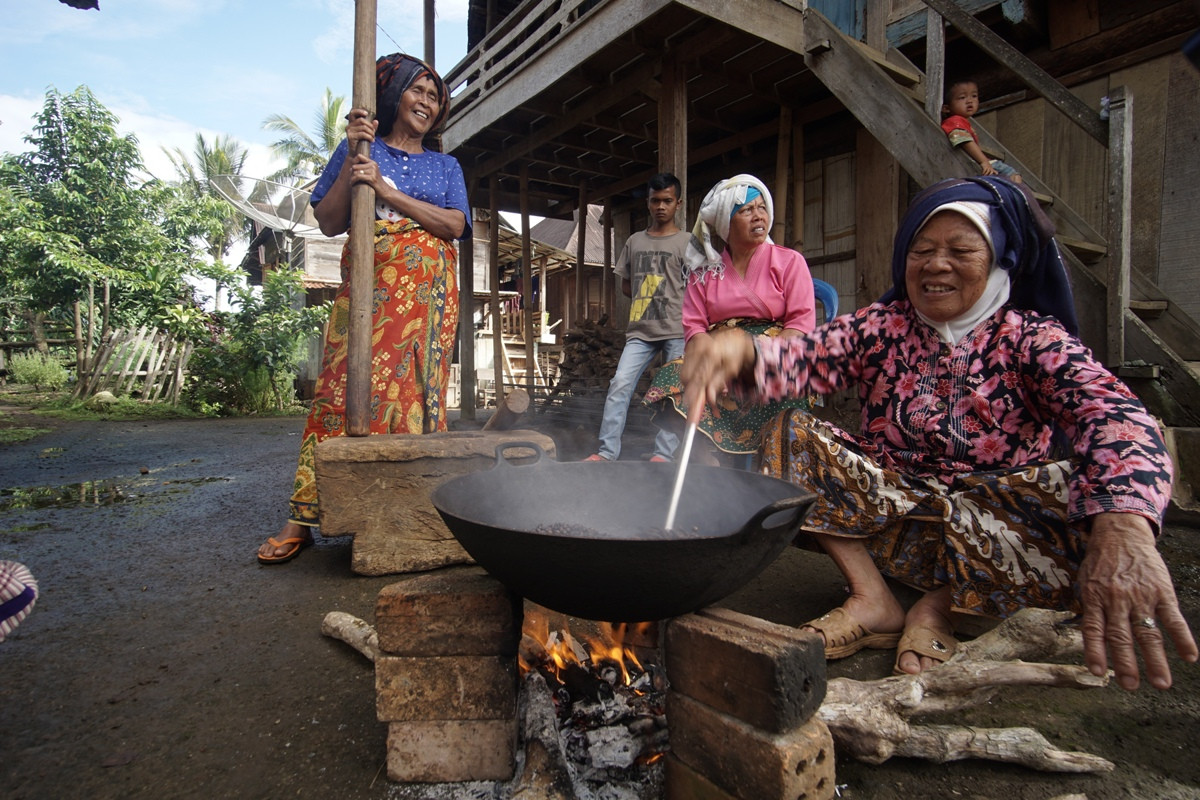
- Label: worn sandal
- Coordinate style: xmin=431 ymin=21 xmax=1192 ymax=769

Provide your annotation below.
xmin=257 ymin=536 xmax=312 ymax=565
xmin=801 ymin=607 xmax=903 ymax=660
xmin=892 ymin=625 xmax=959 ymax=675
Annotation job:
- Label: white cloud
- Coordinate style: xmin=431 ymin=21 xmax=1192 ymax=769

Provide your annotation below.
xmin=0 ymin=92 xmax=282 ymax=184
xmin=0 ymin=94 xmax=42 ymax=157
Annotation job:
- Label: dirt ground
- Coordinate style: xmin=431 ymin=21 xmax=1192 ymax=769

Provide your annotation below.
xmin=1 ymin=399 xmax=1198 ymax=799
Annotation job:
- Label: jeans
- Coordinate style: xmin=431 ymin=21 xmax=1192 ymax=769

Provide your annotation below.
xmin=597 ymin=336 xmax=686 ymax=460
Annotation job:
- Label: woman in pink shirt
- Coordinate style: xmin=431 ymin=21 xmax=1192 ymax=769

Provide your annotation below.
xmin=645 ymin=174 xmax=816 ymax=461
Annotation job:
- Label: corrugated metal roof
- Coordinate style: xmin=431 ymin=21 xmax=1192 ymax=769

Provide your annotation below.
xmin=529 ymin=205 xmax=614 ymax=267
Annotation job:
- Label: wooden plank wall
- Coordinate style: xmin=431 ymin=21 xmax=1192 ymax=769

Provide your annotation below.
xmin=978 ymin=50 xmax=1197 ymax=321
xmin=1157 ymin=52 xmax=1200 ymax=323
xmin=802 ymin=155 xmax=860 ymax=316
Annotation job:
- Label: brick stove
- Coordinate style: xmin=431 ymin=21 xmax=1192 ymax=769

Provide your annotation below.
xmin=372 ymin=567 xmax=836 ymax=799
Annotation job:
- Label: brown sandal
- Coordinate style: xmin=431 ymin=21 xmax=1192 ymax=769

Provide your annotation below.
xmin=801 ymin=607 xmax=902 ymax=660
xmin=892 ymin=625 xmax=959 ymax=675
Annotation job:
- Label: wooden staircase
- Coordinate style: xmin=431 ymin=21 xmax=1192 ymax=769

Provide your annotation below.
xmin=801 ymin=5 xmax=1200 ymax=429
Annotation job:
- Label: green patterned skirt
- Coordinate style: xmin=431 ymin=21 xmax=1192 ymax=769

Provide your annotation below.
xmin=643 ymin=319 xmax=809 ymax=455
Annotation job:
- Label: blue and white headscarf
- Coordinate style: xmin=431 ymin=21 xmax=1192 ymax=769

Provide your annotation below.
xmin=881 ymin=176 xmax=1080 ymax=335
xmin=684 ymin=174 xmax=774 ymax=281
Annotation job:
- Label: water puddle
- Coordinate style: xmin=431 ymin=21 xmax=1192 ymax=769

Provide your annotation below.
xmin=0 ymin=476 xmax=230 ymax=512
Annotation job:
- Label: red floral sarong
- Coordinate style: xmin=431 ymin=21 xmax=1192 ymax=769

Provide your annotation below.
xmin=289 ymin=218 xmax=459 ymax=524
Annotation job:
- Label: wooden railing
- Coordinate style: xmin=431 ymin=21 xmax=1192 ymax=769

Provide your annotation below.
xmin=443 ymin=0 xmax=604 ymax=125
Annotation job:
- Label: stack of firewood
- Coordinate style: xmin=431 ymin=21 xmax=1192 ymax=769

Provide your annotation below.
xmin=548 ymin=318 xmax=626 ymax=399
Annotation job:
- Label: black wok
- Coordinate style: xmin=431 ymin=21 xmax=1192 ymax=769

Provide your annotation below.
xmin=430 ymin=442 xmax=815 ymax=622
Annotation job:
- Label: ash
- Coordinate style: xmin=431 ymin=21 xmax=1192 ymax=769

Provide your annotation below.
xmin=517 ymin=670 xmax=667 ymax=800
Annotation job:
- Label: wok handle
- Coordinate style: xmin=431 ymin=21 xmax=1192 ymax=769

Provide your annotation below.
xmin=744 ymin=492 xmax=816 ymax=536
xmin=492 ymin=440 xmax=549 ymax=468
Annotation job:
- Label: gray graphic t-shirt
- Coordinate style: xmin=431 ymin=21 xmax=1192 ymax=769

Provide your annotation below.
xmin=614 ymin=230 xmax=689 ymax=342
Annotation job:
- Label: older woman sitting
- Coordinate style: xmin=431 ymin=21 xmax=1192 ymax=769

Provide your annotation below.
xmin=681 ymin=176 xmax=1197 ymax=690
xmin=645 ymin=174 xmax=816 ymax=460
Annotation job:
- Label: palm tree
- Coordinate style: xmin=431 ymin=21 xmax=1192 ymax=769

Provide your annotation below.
xmin=162 ymin=133 xmax=255 ymax=261
xmin=262 ymin=88 xmax=349 ymax=186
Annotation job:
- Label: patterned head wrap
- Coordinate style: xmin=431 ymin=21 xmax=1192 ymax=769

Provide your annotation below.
xmin=684 ymin=174 xmax=774 ymax=280
xmin=881 ymin=176 xmax=1079 ymax=335
xmin=0 ymin=560 xmax=37 ymax=642
xmin=375 ymin=53 xmax=449 ymax=138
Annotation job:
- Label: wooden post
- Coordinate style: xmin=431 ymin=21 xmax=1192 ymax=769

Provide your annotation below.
xmin=773 ymin=106 xmax=792 ymax=245
xmin=424 ymin=0 xmax=436 ymax=65
xmin=855 ymin=129 xmax=900 ymax=306
xmin=520 ymin=164 xmax=535 ymax=393
xmin=659 ymin=54 xmax=688 ymax=225
xmin=603 ymin=200 xmax=613 ymax=318
xmin=459 ymin=192 xmax=476 ymax=421
xmin=1106 ymin=86 xmax=1133 ymax=368
xmin=575 ymin=178 xmax=588 ymax=322
xmin=347 ymin=0 xmax=377 ymax=436
xmin=488 ymin=176 xmax=504 ymax=403
xmin=924 ymin=9 xmax=945 ymax=121
xmin=865 ymin=0 xmax=887 ymax=51
xmin=790 ymin=124 xmax=805 ymax=250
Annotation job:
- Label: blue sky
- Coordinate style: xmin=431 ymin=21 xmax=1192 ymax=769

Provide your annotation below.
xmin=0 ymin=0 xmax=470 ymax=183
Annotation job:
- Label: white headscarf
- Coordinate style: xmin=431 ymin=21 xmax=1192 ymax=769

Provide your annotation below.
xmin=911 ymin=200 xmax=1011 ymax=344
xmin=684 ymin=174 xmax=774 ymax=281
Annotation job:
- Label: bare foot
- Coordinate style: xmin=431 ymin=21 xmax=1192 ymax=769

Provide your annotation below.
xmin=894 ymin=586 xmax=956 ymax=675
xmin=258 ymin=521 xmax=313 ymax=562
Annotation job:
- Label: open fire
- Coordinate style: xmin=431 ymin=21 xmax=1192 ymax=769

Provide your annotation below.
xmin=519 ymin=609 xmax=670 ymax=779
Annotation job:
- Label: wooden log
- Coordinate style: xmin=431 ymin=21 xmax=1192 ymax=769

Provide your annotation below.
xmin=320 ymin=611 xmax=380 ymax=662
xmin=818 ymin=608 xmax=1115 ymax=773
xmin=481 ymin=387 xmax=531 ymax=431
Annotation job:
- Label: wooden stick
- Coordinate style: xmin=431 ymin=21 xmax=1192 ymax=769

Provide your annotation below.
xmin=346 ymin=0 xmax=377 ymax=436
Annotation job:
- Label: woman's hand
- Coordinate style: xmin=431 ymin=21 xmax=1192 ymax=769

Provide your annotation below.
xmin=679 ymin=328 xmax=756 ymax=425
xmin=345 ymin=107 xmax=378 ymax=148
xmin=1078 ymin=512 xmax=1198 ymax=690
xmin=347 ymin=153 xmax=381 ymax=191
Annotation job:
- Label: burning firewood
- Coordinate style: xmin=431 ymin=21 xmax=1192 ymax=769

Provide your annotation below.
xmin=818 ymin=608 xmax=1114 ymax=772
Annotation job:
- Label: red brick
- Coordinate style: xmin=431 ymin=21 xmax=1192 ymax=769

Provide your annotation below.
xmin=668 ymin=691 xmax=836 ymax=800
xmin=375 ymin=567 xmax=521 ymax=656
xmin=664 ymin=753 xmax=738 ymax=800
xmin=665 ymin=607 xmax=825 ymax=732
xmin=375 ymin=654 xmax=517 ymax=721
xmin=386 ymin=718 xmax=516 ymax=782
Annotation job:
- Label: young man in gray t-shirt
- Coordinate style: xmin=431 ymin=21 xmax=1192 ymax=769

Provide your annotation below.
xmin=586 ymin=173 xmax=689 ymax=462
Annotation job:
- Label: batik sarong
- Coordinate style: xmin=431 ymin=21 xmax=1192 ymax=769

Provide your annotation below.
xmin=289 ymin=217 xmax=459 ymax=524
xmin=761 ymin=410 xmax=1084 ymax=619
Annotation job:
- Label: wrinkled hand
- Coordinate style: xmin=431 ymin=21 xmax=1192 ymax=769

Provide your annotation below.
xmin=345 ymin=107 xmax=378 ymax=146
xmin=678 ymin=328 xmax=756 ymax=425
xmin=1078 ymin=512 xmax=1198 ymax=690
xmin=347 ymin=153 xmax=380 ymax=190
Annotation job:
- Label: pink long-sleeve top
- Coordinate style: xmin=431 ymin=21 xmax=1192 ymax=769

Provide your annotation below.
xmin=682 ymin=243 xmax=816 ymax=341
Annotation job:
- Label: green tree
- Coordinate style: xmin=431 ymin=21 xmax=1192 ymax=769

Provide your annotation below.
xmin=185 ymin=268 xmax=330 ymax=414
xmin=262 ymin=88 xmax=348 ymax=185
xmin=0 ymin=87 xmax=212 ymax=355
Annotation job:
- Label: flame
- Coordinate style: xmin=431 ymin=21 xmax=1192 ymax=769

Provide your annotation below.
xmin=520 ymin=608 xmax=652 ymax=689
